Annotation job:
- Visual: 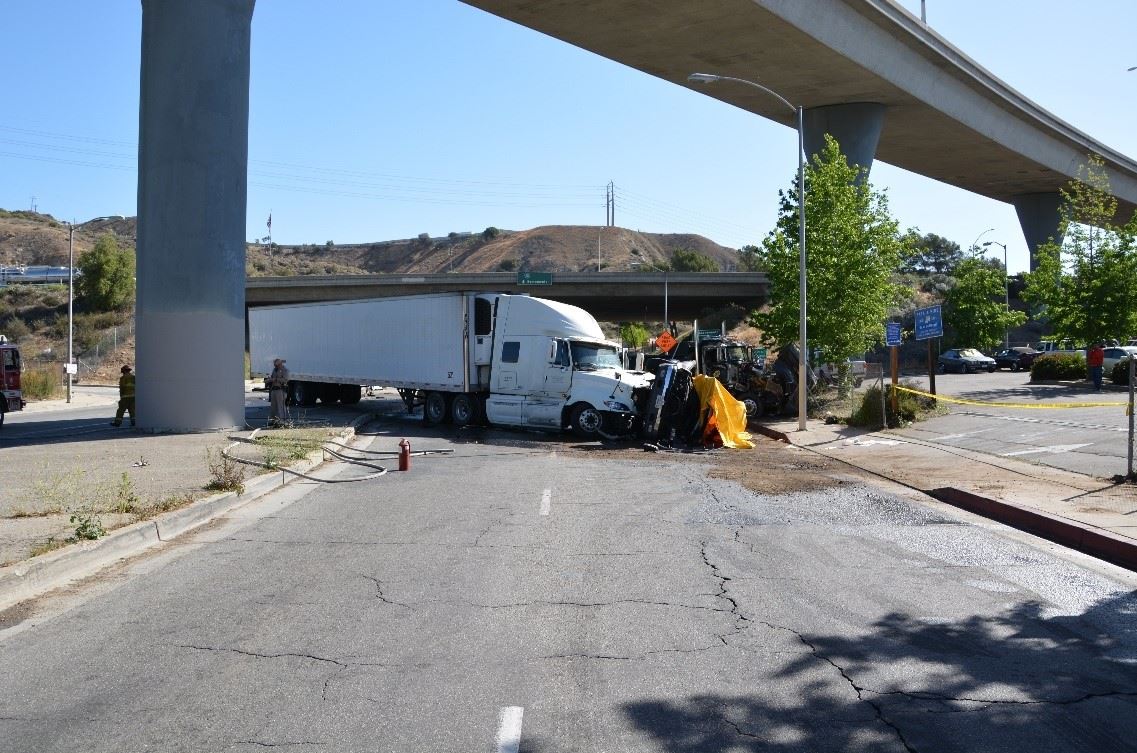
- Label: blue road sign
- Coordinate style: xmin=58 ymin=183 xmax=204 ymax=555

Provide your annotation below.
xmin=914 ymin=305 xmax=943 ymax=341
xmin=885 ymin=321 xmax=902 ymax=347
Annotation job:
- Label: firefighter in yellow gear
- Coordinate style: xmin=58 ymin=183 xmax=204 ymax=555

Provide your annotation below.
xmin=111 ymin=365 xmax=136 ymax=427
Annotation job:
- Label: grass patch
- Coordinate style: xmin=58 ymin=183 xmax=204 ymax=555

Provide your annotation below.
xmin=133 ymin=492 xmax=198 ymax=520
xmin=29 ymin=538 xmax=68 ymax=558
xmin=20 ymin=366 xmax=61 ymax=400
xmin=847 ymin=380 xmax=946 ymax=428
xmin=252 ymin=428 xmax=333 ymax=468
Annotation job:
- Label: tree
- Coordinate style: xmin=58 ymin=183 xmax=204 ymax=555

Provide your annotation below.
xmin=619 ymin=322 xmax=650 ymax=348
xmin=750 ymin=134 xmax=910 ymax=364
xmin=901 ymin=231 xmax=965 ymax=274
xmin=482 ymin=226 xmax=501 ymax=241
xmin=737 ymin=244 xmax=763 ymax=272
xmin=944 ymin=257 xmax=1025 ymax=350
xmin=669 ymin=248 xmax=718 ymax=272
xmin=77 ymin=234 xmax=135 ymax=311
xmin=1023 ymin=155 xmax=1137 ymax=344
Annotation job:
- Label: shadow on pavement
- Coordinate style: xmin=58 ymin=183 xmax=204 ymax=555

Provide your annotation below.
xmin=622 ymin=593 xmax=1137 ymax=752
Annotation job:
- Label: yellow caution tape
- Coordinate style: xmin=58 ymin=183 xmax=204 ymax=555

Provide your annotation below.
xmin=891 ymin=384 xmax=1129 ymax=410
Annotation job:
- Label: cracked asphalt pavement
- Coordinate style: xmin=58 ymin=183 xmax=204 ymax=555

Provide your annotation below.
xmin=2 ymin=419 xmax=1137 ymax=752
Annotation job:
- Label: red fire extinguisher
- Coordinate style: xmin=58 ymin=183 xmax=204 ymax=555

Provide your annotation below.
xmin=398 ymin=438 xmax=411 ymax=471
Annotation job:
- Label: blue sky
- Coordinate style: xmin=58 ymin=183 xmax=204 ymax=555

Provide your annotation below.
xmin=2 ymin=1 xmax=1134 ymax=274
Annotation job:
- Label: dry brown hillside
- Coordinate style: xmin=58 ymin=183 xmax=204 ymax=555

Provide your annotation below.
xmin=245 ymin=225 xmax=739 ymax=276
xmin=1 ymin=211 xmax=738 ymax=276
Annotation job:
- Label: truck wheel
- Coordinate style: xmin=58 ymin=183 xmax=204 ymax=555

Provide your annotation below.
xmin=569 ymin=403 xmax=603 ymax=438
xmin=424 ymin=391 xmax=449 ymax=425
xmin=450 ymin=393 xmax=475 ymax=427
xmin=740 ymin=393 xmax=762 ymax=420
xmin=338 ymin=384 xmax=362 ymax=404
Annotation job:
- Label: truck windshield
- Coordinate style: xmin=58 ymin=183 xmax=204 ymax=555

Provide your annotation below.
xmin=724 ymin=345 xmax=749 ymax=362
xmin=570 ymin=342 xmax=621 ymax=371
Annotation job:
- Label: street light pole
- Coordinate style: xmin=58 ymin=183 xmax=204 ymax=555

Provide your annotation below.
xmin=983 ymin=240 xmax=1010 ymax=349
xmin=631 ymin=257 xmax=668 ymax=324
xmin=66 ymin=221 xmax=75 ymax=404
xmin=688 ymin=72 xmax=808 ymax=431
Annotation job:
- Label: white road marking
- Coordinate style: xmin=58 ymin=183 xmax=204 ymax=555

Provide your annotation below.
xmin=496 ymin=706 xmax=524 ymax=753
xmin=843 ymin=438 xmax=900 ymax=447
xmin=933 ymin=428 xmax=994 ymax=442
xmin=1000 ymin=443 xmax=1093 ymax=457
xmin=540 ymin=489 xmax=551 ymax=516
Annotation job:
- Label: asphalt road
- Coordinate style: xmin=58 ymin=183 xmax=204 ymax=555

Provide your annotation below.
xmin=888 ymin=370 xmax=1134 ymax=478
xmin=2 ymin=418 xmax=1137 ymax=752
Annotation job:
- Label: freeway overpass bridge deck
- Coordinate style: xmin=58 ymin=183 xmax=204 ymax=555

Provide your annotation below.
xmin=246 ymin=272 xmax=768 ymax=321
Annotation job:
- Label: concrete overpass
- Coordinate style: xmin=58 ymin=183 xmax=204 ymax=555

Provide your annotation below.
xmin=246 ymin=272 xmax=768 ymax=322
xmin=134 ymin=0 xmax=1137 ymax=430
xmin=461 ymin=0 xmax=1137 ymax=261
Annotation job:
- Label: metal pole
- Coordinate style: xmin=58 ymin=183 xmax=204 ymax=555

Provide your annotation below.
xmin=1129 ymin=357 xmax=1135 ymax=478
xmin=1003 ymin=244 xmax=1010 ymax=349
xmin=67 ymin=223 xmax=74 ymax=404
xmin=664 ymin=272 xmax=669 ymax=327
xmin=796 ymin=105 xmax=808 ymax=432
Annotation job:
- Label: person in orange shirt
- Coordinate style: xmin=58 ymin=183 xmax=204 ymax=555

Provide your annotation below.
xmin=1087 ymin=342 xmax=1105 ymax=392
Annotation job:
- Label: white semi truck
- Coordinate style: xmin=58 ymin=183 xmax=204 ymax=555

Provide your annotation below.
xmin=248 ymin=292 xmax=655 ymax=437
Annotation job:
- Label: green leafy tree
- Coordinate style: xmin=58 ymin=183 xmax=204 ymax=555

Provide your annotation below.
xmin=750 ymin=134 xmax=910 ymax=364
xmin=1023 ymin=155 xmax=1137 ymax=344
xmin=900 ymin=231 xmax=965 ymax=274
xmin=77 ymin=234 xmax=135 ymax=312
xmin=737 ymin=244 xmax=763 ymax=272
xmin=619 ymin=322 xmax=650 ymax=348
xmin=669 ymin=248 xmax=718 ymax=272
xmin=944 ymin=257 xmax=1025 ymax=350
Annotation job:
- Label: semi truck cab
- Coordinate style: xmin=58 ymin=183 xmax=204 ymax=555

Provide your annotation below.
xmin=0 ymin=336 xmax=25 ymax=427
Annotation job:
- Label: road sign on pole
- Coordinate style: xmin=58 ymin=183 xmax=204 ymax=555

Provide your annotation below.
xmin=516 ymin=272 xmax=553 ymax=285
xmin=914 ymin=305 xmax=943 ymax=341
xmin=885 ymin=321 xmax=902 ymax=347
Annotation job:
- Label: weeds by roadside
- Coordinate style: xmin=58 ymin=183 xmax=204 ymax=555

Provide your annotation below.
xmin=252 ymin=428 xmax=333 ymax=468
xmin=206 ymin=448 xmax=246 ymax=494
xmin=19 ymin=366 xmax=61 ymax=400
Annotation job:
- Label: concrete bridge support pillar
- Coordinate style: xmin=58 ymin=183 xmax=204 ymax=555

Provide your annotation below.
xmin=135 ymin=0 xmax=255 ymax=431
xmin=802 ymin=102 xmax=886 ymax=178
xmin=1012 ymin=192 xmax=1064 ymax=272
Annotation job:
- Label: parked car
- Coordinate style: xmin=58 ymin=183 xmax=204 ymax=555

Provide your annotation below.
xmin=993 ymin=347 xmax=1041 ymax=372
xmin=815 ymin=356 xmax=867 ymax=387
xmin=1103 ymin=346 xmax=1137 ymax=372
xmin=938 ymin=348 xmax=996 ymax=373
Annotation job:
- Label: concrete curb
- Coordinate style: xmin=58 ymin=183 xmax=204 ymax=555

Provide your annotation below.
xmin=756 ymin=420 xmax=1137 ymax=574
xmin=0 ymin=414 xmax=376 ymax=612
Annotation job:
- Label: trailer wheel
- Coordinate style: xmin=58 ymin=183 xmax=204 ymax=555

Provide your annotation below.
xmin=450 ymin=393 xmax=475 ymax=427
xmin=290 ymin=380 xmax=318 ymax=406
xmin=338 ymin=384 xmax=362 ymax=404
xmin=569 ymin=403 xmax=603 ymax=438
xmin=424 ymin=391 xmax=449 ymax=425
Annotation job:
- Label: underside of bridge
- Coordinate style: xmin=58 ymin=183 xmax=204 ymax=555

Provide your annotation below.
xmin=461 ymin=0 xmax=1137 ymax=260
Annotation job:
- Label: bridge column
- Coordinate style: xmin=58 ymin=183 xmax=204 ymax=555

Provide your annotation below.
xmin=1012 ymin=192 xmax=1064 ymax=272
xmin=135 ymin=0 xmax=255 ymax=430
xmin=802 ymin=102 xmax=886 ymax=179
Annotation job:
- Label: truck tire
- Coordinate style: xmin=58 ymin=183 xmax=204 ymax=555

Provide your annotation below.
xmin=424 ymin=391 xmax=449 ymax=425
xmin=450 ymin=393 xmax=475 ymax=427
xmin=291 ymin=380 xmax=318 ymax=406
xmin=338 ymin=384 xmax=362 ymax=404
xmin=569 ymin=403 xmax=603 ymax=438
xmin=740 ymin=393 xmax=762 ymax=420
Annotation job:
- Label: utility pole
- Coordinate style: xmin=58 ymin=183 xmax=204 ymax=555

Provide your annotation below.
xmin=67 ymin=221 xmax=74 ymax=404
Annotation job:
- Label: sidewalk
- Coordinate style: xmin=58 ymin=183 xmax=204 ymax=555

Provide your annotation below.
xmin=752 ymin=418 xmax=1137 ymax=571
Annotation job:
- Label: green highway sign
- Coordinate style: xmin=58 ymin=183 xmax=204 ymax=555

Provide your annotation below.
xmin=516 ymin=272 xmax=553 ymax=285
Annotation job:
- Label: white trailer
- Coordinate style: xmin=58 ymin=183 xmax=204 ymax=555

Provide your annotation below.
xmin=249 ymin=292 xmax=654 ymax=436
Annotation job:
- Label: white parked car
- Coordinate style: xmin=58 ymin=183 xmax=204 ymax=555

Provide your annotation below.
xmin=1103 ymin=346 xmax=1137 ymax=372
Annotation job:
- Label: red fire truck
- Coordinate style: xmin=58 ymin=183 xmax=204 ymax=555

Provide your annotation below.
xmin=1 ymin=336 xmax=24 ymax=427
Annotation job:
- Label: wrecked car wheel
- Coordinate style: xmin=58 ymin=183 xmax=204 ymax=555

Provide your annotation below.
xmin=570 ymin=403 xmax=603 ymax=438
xmin=740 ymin=393 xmax=762 ymax=419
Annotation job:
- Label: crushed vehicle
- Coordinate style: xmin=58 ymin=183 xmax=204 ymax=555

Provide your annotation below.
xmin=249 ymin=292 xmax=654 ymax=438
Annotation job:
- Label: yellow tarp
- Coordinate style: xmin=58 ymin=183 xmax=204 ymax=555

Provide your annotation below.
xmin=692 ymin=374 xmax=754 ymax=449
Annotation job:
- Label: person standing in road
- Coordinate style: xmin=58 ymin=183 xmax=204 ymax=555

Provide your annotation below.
xmin=110 ymin=365 xmax=135 ymax=427
xmin=268 ymin=357 xmax=290 ymax=427
xmin=1088 ymin=342 xmax=1105 ymax=392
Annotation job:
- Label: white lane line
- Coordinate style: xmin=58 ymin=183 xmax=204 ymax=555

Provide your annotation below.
xmin=1000 ymin=443 xmax=1093 ymax=457
xmin=540 ymin=489 xmax=552 ymax=516
xmin=496 ymin=706 xmax=524 ymax=753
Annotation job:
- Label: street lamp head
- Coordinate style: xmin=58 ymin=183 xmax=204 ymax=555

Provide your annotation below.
xmin=687 ymin=73 xmax=722 ymax=84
